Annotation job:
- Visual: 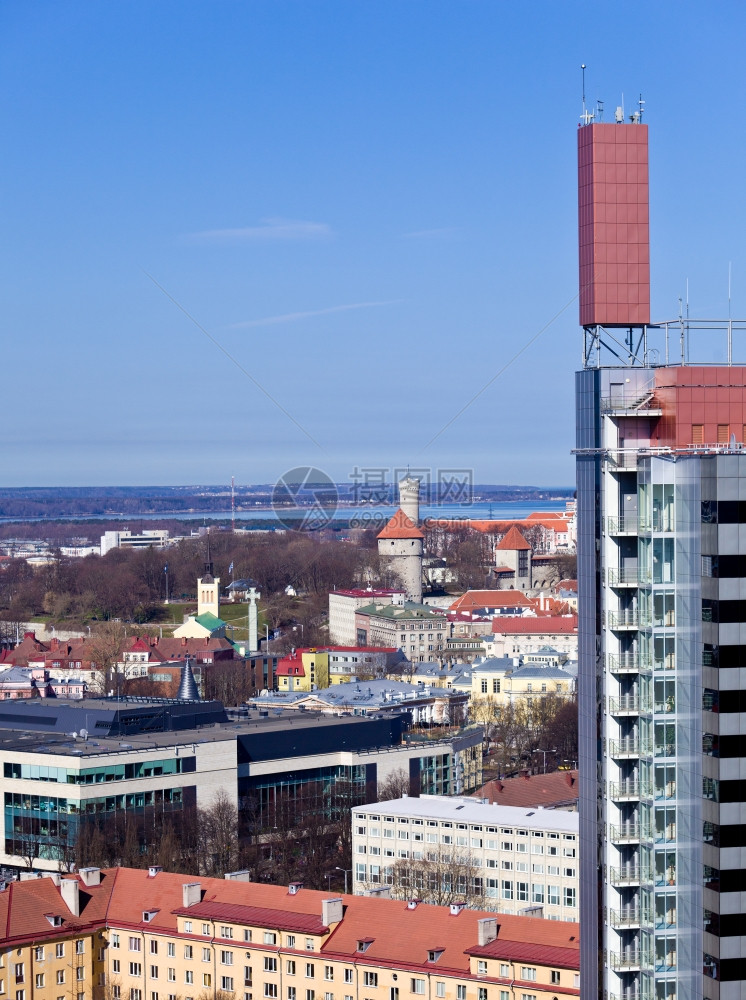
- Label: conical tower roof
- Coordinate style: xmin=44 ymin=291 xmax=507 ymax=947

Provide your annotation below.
xmin=177 ymin=658 xmax=200 ymax=700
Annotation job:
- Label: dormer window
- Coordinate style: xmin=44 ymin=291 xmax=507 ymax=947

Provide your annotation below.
xmin=427 ymin=950 xmax=444 ymax=963
xmin=45 ymin=914 xmax=63 ymax=928
xmin=356 ymin=939 xmax=373 ymax=953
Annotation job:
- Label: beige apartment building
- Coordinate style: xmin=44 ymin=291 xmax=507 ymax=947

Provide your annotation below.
xmin=0 ymin=866 xmax=580 ymax=1000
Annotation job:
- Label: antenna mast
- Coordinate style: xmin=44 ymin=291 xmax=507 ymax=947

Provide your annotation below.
xmin=231 ymin=475 xmax=235 ymax=533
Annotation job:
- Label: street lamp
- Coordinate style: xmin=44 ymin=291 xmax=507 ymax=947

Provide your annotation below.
xmin=532 ymin=748 xmax=557 ymax=774
xmin=324 ymin=873 xmax=334 ymax=892
xmin=335 ymin=866 xmax=351 ymax=894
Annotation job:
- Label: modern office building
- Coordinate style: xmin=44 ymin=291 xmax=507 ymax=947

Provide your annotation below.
xmin=352 ymin=794 xmax=579 ymax=921
xmin=576 ymin=111 xmax=746 ymax=998
xmin=0 ymin=698 xmax=482 ymax=871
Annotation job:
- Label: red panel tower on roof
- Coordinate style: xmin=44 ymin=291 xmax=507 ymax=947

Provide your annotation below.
xmin=578 ymin=120 xmax=650 ymax=327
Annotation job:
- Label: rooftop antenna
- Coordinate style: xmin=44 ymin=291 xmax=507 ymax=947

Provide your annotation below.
xmin=231 ymin=475 xmax=235 ymax=533
xmin=728 ymin=261 xmax=732 ymax=319
xmin=580 ymin=64 xmax=593 ymax=124
xmin=638 ymin=93 xmax=645 ymax=121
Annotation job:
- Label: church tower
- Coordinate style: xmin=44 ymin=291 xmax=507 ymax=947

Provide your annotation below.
xmin=197 ymin=549 xmax=220 ymax=618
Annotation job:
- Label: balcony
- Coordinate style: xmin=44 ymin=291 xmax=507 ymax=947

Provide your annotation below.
xmin=609 ymin=694 xmax=652 ymax=716
xmin=609 ymin=865 xmax=653 ymax=886
xmin=609 ymin=822 xmax=652 ymax=844
xmin=609 ymin=779 xmax=652 ymax=802
xmin=607 ymin=516 xmax=639 ymax=536
xmin=654 ymin=742 xmax=676 ymax=758
xmin=607 ymin=653 xmax=652 ymax=676
xmin=608 ymin=451 xmax=643 ymax=471
xmin=609 ymin=908 xmax=647 ymax=929
xmin=601 ymin=392 xmax=661 ymax=417
xmin=609 ymin=951 xmax=648 ymax=972
xmin=608 ymin=736 xmax=651 ymax=759
xmin=608 ymin=567 xmax=647 ymax=588
xmin=609 ymin=991 xmax=654 ymax=1000
xmin=608 ymin=610 xmax=651 ymax=631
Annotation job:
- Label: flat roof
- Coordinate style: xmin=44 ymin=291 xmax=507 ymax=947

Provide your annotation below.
xmin=354 ymin=793 xmax=579 ymax=832
xmin=0 ymin=709 xmax=409 ymax=759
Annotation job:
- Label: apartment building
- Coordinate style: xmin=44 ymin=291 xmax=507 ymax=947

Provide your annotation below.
xmin=351 ymin=795 xmax=579 ymax=921
xmin=0 ymin=866 xmax=581 ymax=1000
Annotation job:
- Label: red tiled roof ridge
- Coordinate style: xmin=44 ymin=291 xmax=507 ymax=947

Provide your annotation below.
xmin=494 ymin=525 xmax=531 ymax=551
xmin=377 ymin=508 xmax=424 ymax=539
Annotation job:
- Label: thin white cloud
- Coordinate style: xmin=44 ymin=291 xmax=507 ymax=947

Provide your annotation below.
xmin=229 ymin=300 xmax=399 ymax=330
xmin=400 ymin=226 xmax=461 ymax=240
xmin=185 ymin=217 xmax=333 ymax=243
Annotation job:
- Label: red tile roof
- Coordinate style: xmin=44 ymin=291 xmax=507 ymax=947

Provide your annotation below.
xmin=495 ymin=525 xmax=531 ymax=551
xmin=0 ymin=868 xmax=579 ymax=978
xmin=477 ymin=771 xmax=579 ymax=809
xmin=491 ymin=615 xmax=577 ymax=634
xmin=174 ymin=900 xmax=328 ymax=935
xmin=377 ymin=508 xmax=424 ymax=540
xmin=450 ymin=591 xmax=532 ymax=612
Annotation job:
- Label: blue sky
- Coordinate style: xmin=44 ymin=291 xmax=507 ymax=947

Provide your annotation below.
xmin=3 ymin=1 xmax=746 ymax=488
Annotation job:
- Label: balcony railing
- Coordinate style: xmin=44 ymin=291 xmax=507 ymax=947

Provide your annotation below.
xmin=607 ymin=516 xmax=639 ymax=535
xmin=608 ymin=610 xmax=651 ymax=630
xmin=609 ymin=694 xmax=652 ymax=715
xmin=609 ymin=908 xmax=648 ymax=928
xmin=609 ymin=951 xmax=649 ymax=971
xmin=609 ymin=990 xmax=654 ymax=1000
xmin=639 ymin=512 xmax=675 ymax=533
xmin=607 ymin=567 xmax=643 ymax=588
xmin=608 ymin=736 xmax=651 ymax=758
xmin=654 ymin=742 xmax=676 ymax=758
xmin=609 ymin=865 xmax=653 ymax=886
xmin=609 ymin=822 xmax=652 ymax=844
xmin=609 ymin=779 xmax=652 ymax=801
xmin=607 ymin=653 xmax=652 ymax=675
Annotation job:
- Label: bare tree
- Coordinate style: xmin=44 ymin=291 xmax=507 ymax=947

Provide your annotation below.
xmin=87 ymin=620 xmax=127 ymax=694
xmin=377 ymin=768 xmax=411 ymax=801
xmin=201 ymin=789 xmax=240 ymax=876
xmin=381 ymin=844 xmax=486 ymax=908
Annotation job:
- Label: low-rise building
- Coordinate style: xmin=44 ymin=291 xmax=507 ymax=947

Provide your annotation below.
xmin=100 ymin=528 xmax=169 ymax=555
xmin=0 ymin=866 xmax=581 ymax=1000
xmin=486 ymin=616 xmax=578 ymax=659
xmin=275 ymin=646 xmax=403 ymax=691
xmin=355 ymin=602 xmax=450 ymax=662
xmin=329 ymin=588 xmax=406 ymax=645
xmin=251 ymin=679 xmax=472 ymax=729
xmin=352 ymin=794 xmax=579 ymax=921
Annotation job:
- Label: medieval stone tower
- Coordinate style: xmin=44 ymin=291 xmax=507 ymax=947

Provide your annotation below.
xmin=377 ymin=476 xmax=424 ymax=603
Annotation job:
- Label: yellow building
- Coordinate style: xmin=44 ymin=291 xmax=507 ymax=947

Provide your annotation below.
xmin=0 ymin=867 xmax=580 ymax=1000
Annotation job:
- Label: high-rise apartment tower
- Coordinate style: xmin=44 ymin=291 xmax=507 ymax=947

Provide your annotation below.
xmin=576 ymin=109 xmax=746 ymax=1000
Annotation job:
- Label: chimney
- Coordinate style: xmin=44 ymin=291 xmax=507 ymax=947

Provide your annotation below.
xmin=224 ymin=870 xmax=252 ymax=882
xmin=78 ymin=867 xmax=101 ymax=887
xmin=51 ymin=637 xmax=60 ymax=651
xmin=288 ymin=882 xmax=303 ymax=895
xmin=477 ymin=917 xmax=497 ymax=946
xmin=182 ymin=882 xmax=201 ymax=907
xmin=60 ymin=879 xmax=80 ymax=917
xmin=321 ymin=898 xmax=343 ymax=926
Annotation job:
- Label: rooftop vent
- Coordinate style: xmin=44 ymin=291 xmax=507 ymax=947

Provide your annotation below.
xmin=288 ymin=882 xmax=303 ymax=895
xmin=406 ymin=899 xmax=422 ymax=910
xmin=449 ymin=901 xmax=466 ymax=916
xmin=148 ymin=866 xmax=163 ymax=878
xmin=78 ymin=867 xmax=101 ymax=887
